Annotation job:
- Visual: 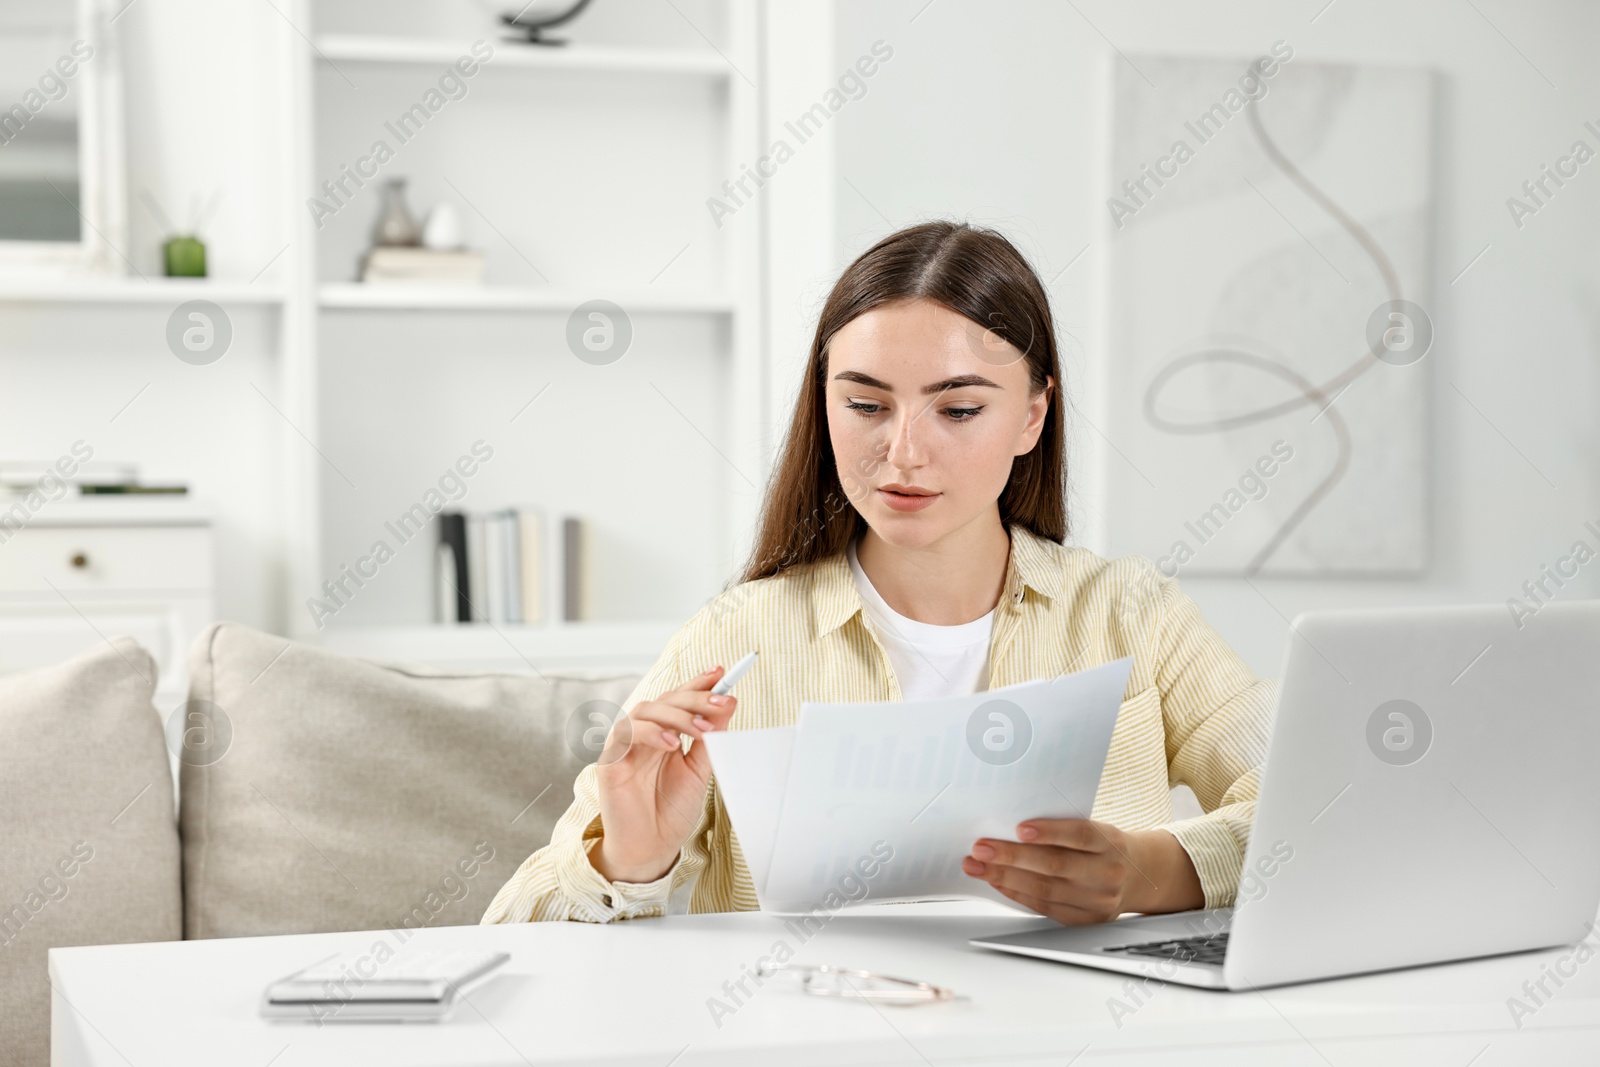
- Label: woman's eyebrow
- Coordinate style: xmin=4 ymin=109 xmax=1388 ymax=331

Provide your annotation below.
xmin=832 ymin=370 xmax=1002 ymax=395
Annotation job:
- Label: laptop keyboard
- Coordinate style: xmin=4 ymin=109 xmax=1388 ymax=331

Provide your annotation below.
xmin=1102 ymin=932 xmax=1229 ymax=966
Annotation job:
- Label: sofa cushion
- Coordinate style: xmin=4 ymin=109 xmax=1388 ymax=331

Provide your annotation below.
xmin=181 ymin=622 xmax=643 ymax=939
xmin=0 ymin=637 xmax=181 ymax=1067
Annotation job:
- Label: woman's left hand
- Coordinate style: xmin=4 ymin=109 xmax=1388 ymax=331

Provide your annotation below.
xmin=962 ymin=819 xmax=1204 ymax=924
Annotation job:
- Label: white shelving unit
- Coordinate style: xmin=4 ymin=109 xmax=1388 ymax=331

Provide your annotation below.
xmin=279 ymin=1 xmax=765 ymax=672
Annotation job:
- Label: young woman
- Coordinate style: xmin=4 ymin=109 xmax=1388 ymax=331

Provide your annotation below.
xmin=482 ymin=221 xmax=1274 ymax=927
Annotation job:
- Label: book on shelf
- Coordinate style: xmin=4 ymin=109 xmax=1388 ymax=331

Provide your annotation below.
xmin=360 ymin=247 xmax=486 ymax=285
xmin=517 ymin=507 xmax=540 ymax=623
xmin=0 ymin=460 xmax=137 ymax=491
xmin=434 ymin=540 xmax=458 ymax=626
xmin=436 ymin=512 xmax=469 ymax=623
xmin=78 ymin=484 xmax=188 ymax=494
xmin=499 ymin=511 xmax=523 ymax=623
xmin=562 ymin=516 xmax=584 ymax=624
xmin=465 ymin=513 xmax=489 ymax=623
xmin=0 ymin=460 xmax=187 ymax=497
xmin=434 ymin=507 xmax=588 ymax=625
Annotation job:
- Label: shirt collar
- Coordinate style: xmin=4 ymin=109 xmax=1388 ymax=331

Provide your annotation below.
xmin=811 ymin=523 xmax=1066 ymax=639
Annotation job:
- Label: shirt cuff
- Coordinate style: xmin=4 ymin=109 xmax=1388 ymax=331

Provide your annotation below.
xmin=1159 ymin=814 xmax=1245 ymax=910
xmin=557 ymin=838 xmax=680 ymax=922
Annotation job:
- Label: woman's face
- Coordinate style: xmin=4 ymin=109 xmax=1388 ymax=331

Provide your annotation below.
xmin=825 ymin=297 xmax=1053 ymax=548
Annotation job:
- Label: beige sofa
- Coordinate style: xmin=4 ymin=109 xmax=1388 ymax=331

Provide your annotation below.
xmin=0 ymin=623 xmax=642 ymax=1067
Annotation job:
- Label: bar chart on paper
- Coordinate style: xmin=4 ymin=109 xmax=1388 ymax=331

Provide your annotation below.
xmin=705 ymin=658 xmax=1133 ymax=913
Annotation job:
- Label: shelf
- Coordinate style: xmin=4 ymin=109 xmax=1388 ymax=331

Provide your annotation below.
xmin=0 ymin=278 xmax=286 ymax=305
xmin=314 ymin=35 xmax=729 ymax=78
xmin=318 ymin=283 xmax=735 ymax=315
xmin=313 ymin=620 xmax=678 ymax=674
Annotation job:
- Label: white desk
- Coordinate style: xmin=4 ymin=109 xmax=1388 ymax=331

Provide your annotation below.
xmin=51 ymin=901 xmax=1600 ymax=1066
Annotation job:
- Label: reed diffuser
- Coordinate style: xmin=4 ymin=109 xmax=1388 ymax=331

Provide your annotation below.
xmin=141 ymin=188 xmax=224 ymax=278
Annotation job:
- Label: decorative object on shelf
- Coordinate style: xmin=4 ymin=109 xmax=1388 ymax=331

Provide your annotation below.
xmin=362 ymin=186 xmax=482 ymax=283
xmin=492 ymin=0 xmax=594 ymax=45
xmin=421 ymin=202 xmax=464 ymax=250
xmin=140 ymin=188 xmax=222 ymax=278
xmin=163 ymin=235 xmax=206 ymax=278
xmin=372 ymin=178 xmax=423 ymax=247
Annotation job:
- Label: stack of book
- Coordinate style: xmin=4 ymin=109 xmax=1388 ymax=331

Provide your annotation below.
xmin=0 ymin=461 xmax=187 ymax=496
xmin=361 ymin=247 xmax=485 ymax=285
xmin=435 ymin=508 xmax=588 ymax=625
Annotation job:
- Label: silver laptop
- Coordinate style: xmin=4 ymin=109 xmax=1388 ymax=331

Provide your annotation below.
xmin=971 ymin=600 xmax=1600 ymax=990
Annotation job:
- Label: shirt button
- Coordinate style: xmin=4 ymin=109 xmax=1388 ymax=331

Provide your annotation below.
xmin=601 ymin=894 xmax=613 ymax=909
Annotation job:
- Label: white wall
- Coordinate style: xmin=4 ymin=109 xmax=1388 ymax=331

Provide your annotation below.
xmin=831 ymin=0 xmax=1600 ymax=677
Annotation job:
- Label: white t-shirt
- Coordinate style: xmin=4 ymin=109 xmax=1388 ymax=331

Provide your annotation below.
xmin=846 ymin=534 xmax=995 ymax=701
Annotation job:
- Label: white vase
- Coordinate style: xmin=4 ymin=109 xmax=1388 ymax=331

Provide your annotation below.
xmin=422 ymin=202 xmax=465 ymax=250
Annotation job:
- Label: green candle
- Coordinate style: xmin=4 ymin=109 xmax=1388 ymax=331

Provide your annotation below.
xmin=164 ymin=235 xmax=207 ymax=278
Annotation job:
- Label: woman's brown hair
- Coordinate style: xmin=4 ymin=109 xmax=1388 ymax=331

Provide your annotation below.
xmin=737 ymin=220 xmax=1068 ymax=584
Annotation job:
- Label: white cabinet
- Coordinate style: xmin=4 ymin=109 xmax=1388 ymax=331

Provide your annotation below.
xmin=0 ymin=499 xmax=213 ymax=716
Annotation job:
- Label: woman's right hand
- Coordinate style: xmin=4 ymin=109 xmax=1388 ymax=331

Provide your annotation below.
xmin=589 ymin=665 xmax=737 ymax=884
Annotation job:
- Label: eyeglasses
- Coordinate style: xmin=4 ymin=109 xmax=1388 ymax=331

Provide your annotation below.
xmin=754 ymin=961 xmax=958 ymax=1005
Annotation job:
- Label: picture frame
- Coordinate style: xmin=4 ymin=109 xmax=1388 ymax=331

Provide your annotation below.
xmin=0 ymin=0 xmax=128 ymax=278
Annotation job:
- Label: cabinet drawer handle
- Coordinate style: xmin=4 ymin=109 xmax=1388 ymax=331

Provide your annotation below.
xmin=70 ymin=552 xmax=89 ymax=569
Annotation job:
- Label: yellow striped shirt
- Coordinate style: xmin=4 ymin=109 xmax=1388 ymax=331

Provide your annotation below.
xmin=480 ymin=524 xmax=1275 ymax=924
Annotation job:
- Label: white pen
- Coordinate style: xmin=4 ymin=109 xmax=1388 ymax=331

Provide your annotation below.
xmin=711 ymin=651 xmax=759 ymax=695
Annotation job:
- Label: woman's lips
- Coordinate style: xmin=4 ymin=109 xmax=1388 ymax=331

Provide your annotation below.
xmin=878 ymin=488 xmax=940 ymax=512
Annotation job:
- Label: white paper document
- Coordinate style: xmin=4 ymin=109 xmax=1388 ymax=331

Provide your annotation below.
xmin=703 ymin=657 xmax=1133 ymax=913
